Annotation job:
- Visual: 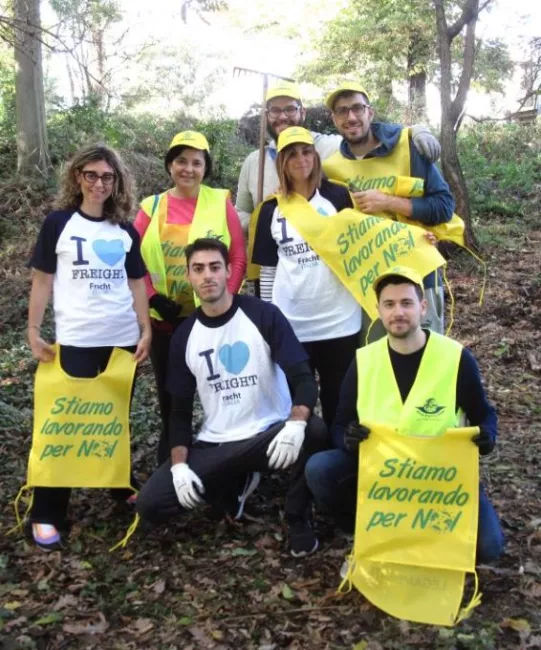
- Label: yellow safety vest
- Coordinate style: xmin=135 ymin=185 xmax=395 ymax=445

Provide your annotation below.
xmin=140 ymin=185 xmax=231 ymax=318
xmin=356 ymin=332 xmax=463 ymax=437
xmin=323 ymin=128 xmax=466 ymax=247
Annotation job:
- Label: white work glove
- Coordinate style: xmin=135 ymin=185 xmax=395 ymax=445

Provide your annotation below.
xmin=171 ymin=463 xmax=205 ymax=509
xmin=266 ymin=420 xmax=307 ymax=470
xmin=410 ymin=124 xmax=441 ymax=163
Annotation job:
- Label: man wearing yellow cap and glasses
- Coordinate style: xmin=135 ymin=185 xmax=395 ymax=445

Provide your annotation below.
xmin=323 ymin=83 xmax=455 ymax=339
xmin=305 ymin=267 xmax=504 ymax=568
xmin=235 ymin=81 xmax=441 ymax=234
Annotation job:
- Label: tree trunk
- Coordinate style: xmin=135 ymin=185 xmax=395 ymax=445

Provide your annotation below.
xmin=14 ymin=0 xmax=49 ymax=176
xmin=408 ymin=70 xmax=427 ymax=122
xmin=434 ymin=0 xmax=485 ymax=251
xmin=407 ymin=31 xmax=428 ymax=121
xmin=440 ymin=120 xmax=476 ymax=247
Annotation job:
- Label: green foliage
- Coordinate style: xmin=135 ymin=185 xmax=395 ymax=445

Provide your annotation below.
xmin=458 ymin=122 xmax=541 ymax=222
xmin=298 ymin=0 xmax=514 ymax=116
xmin=0 ymin=98 xmax=250 ymax=197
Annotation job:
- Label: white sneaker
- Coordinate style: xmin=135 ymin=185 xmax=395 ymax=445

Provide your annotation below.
xmin=340 ymin=558 xmax=350 ymax=580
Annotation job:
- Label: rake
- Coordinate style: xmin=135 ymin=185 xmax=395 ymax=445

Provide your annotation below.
xmin=233 ymin=66 xmax=295 ymax=203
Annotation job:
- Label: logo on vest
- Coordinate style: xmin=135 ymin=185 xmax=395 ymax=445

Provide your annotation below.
xmin=205 ymin=229 xmax=224 ymax=241
xmin=415 ymin=398 xmax=446 ymax=417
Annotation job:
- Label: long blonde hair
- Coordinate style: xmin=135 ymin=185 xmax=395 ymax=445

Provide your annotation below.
xmin=54 ymin=144 xmax=135 ymax=223
xmin=276 ymin=143 xmax=322 ymax=197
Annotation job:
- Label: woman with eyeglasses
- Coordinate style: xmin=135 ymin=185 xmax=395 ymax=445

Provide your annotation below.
xmin=26 ymin=143 xmax=151 ymax=550
xmin=252 ymin=127 xmax=361 ymax=430
xmin=134 ymin=131 xmax=246 ymax=466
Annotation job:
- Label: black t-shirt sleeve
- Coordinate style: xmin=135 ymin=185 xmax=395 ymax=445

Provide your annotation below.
xmin=252 ymin=200 xmax=279 ymax=266
xmin=320 ymin=179 xmax=354 ymax=210
xmin=166 ymin=317 xmax=198 ymax=400
xmin=285 ymin=360 xmax=318 ymax=412
xmin=27 ymin=210 xmax=72 ymax=273
xmin=121 ymin=223 xmax=146 ymax=279
xmin=168 ymin=395 xmax=195 ymax=450
xmin=456 ymin=347 xmax=498 ymax=441
xmin=239 ymin=296 xmax=308 ymax=372
xmin=331 ymin=358 xmax=358 ymax=449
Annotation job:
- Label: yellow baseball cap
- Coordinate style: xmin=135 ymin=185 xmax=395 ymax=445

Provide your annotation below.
xmin=373 ymin=266 xmax=425 ymax=295
xmin=276 ymin=127 xmax=314 ymax=153
xmin=325 ymin=82 xmax=371 ymax=110
xmin=167 ymin=130 xmax=210 ymax=153
xmin=266 ymin=81 xmax=302 ymax=103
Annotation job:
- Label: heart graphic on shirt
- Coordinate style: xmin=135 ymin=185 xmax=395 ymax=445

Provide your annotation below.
xmin=92 ymin=239 xmax=125 ymax=266
xmin=218 ymin=341 xmax=250 ymax=375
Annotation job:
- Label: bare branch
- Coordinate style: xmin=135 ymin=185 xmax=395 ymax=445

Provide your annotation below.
xmin=447 ymin=0 xmax=493 ymax=40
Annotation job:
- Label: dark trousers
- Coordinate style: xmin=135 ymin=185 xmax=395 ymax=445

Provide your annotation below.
xmin=305 ymin=448 xmax=506 ymax=564
xmin=137 ymin=416 xmax=329 ymax=525
xmin=149 ymin=321 xmax=184 ymax=466
xmin=30 ymin=344 xmax=136 ymax=528
xmin=302 ymin=332 xmax=359 ymax=428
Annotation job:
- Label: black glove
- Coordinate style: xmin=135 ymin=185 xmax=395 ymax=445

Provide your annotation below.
xmin=344 ymin=421 xmax=371 ymax=454
xmin=149 ymin=294 xmax=182 ymax=324
xmin=472 ymin=427 xmax=495 ymax=456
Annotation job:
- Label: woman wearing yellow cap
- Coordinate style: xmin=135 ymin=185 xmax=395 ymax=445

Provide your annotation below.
xmin=134 ymin=131 xmax=246 ymax=463
xmin=252 ymin=126 xmax=360 ymax=429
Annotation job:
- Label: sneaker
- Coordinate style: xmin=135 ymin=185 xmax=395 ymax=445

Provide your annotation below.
xmin=289 ymin=519 xmax=319 ymax=557
xmin=236 ymin=472 xmax=261 ymax=520
xmin=340 ymin=558 xmax=350 ymax=579
xmin=32 ymin=523 xmax=62 ymax=551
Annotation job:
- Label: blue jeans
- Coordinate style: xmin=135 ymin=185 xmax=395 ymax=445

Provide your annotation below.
xmin=305 ymin=449 xmax=505 ymax=564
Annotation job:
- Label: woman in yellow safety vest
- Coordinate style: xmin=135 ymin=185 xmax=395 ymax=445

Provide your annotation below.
xmin=134 ymin=131 xmax=246 ymax=464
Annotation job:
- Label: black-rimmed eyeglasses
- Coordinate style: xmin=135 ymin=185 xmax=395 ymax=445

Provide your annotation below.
xmin=267 ymin=105 xmax=301 ymax=118
xmin=81 ymin=170 xmax=116 ymax=186
xmin=334 ymin=103 xmax=371 ymax=119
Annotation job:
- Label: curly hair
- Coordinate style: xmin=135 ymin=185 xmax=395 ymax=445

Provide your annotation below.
xmin=53 ymin=144 xmax=135 ymax=223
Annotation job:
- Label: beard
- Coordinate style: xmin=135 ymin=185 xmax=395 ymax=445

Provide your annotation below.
xmin=197 ymin=282 xmax=226 ymax=304
xmin=343 ymin=129 xmax=371 ymax=146
xmin=267 ymin=118 xmax=300 ymax=142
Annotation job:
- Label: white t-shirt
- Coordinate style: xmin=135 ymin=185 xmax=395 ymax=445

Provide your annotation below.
xmin=30 ymin=210 xmax=143 ymax=347
xmin=167 ymin=296 xmax=309 ymax=444
xmin=253 ymin=184 xmax=361 ymax=342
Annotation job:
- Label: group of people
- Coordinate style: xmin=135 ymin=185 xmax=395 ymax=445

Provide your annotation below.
xmin=26 ymin=80 xmax=505 ymax=568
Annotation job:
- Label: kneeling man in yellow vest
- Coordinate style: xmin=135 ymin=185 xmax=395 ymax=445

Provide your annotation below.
xmin=323 ymin=83 xmax=456 ymax=340
xmin=305 ymin=266 xmax=505 ymax=567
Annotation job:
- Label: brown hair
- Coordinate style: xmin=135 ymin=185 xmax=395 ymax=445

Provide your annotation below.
xmin=276 ymin=143 xmax=322 ymax=197
xmin=53 ymin=143 xmax=135 ymax=223
xmin=185 ymin=237 xmax=229 ymax=267
xmin=375 ymin=275 xmax=424 ymax=302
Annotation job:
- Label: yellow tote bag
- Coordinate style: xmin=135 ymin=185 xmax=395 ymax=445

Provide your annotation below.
xmin=277 ymin=197 xmax=446 ymax=321
xmin=27 ymin=345 xmax=136 ymax=489
xmin=345 ymin=423 xmax=480 ymax=626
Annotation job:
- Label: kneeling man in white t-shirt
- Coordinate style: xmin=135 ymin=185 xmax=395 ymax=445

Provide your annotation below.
xmin=137 ymin=237 xmax=328 ymax=557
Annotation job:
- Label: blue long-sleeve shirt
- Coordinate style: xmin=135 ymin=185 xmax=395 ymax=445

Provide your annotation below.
xmin=331 ymin=331 xmax=498 ymax=451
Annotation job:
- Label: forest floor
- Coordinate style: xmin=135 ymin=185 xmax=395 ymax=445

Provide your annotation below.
xmin=1 ymin=203 xmax=540 ymax=650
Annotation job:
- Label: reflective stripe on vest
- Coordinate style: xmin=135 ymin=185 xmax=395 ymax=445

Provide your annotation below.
xmin=356 ymin=332 xmax=463 ymax=437
xmin=140 ymin=185 xmax=231 ymax=319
